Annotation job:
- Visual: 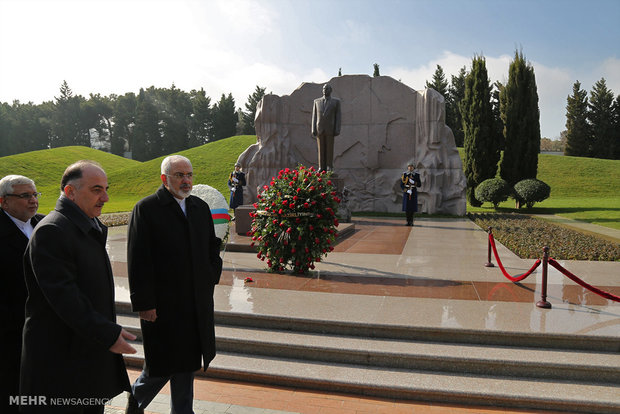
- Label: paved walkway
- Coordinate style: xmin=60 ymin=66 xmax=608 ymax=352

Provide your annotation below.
xmin=105 ymin=217 xmax=619 ymax=414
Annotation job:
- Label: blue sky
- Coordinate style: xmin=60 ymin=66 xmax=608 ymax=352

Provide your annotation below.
xmin=1 ymin=0 xmax=618 ymax=139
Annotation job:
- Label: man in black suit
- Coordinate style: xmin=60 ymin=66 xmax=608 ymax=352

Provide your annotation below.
xmin=21 ymin=160 xmax=136 ymax=414
xmin=0 ymin=175 xmax=44 ymax=414
xmin=126 ymin=155 xmax=222 ymax=414
xmin=312 ymin=83 xmax=342 ymax=172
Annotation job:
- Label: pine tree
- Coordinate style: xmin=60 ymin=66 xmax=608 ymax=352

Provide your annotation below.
xmin=499 ymin=50 xmax=541 ymax=187
xmin=425 ymin=65 xmax=449 ymax=97
xmin=373 ymin=63 xmax=380 ymax=77
xmin=460 ymin=56 xmax=498 ymax=207
xmin=588 ymin=78 xmax=615 ymax=159
xmin=447 ymin=66 xmax=467 ymax=147
xmin=564 ymin=81 xmax=590 ymax=157
xmin=240 ymin=86 xmax=266 ymax=135
xmin=212 ymin=93 xmax=237 ymax=141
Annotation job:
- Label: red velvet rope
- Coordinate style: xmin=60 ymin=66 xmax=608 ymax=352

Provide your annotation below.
xmin=488 ymin=233 xmax=541 ymax=282
xmin=548 ymin=258 xmax=620 ymax=302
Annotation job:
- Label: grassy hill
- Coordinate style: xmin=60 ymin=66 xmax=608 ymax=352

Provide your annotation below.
xmin=0 ymin=136 xmax=256 ymax=213
xmin=0 ymin=138 xmax=618 ymax=229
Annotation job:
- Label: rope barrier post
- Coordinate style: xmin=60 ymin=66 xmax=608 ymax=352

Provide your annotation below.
xmin=536 ymin=246 xmax=552 ymax=309
xmin=484 ymin=227 xmax=494 ymax=267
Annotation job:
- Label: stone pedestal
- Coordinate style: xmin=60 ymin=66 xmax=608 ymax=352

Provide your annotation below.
xmin=234 ymin=204 xmax=256 ymax=235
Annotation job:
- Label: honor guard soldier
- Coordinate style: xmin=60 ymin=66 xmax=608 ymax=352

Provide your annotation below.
xmin=401 ymin=162 xmax=421 ymax=226
xmin=227 ymin=162 xmax=246 ymax=209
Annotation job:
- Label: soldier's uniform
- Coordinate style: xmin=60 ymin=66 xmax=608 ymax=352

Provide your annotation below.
xmin=228 ymin=167 xmax=246 ymax=209
xmin=401 ymin=167 xmax=421 ymax=226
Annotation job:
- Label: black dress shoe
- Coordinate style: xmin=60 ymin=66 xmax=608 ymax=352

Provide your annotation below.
xmin=125 ymin=392 xmax=144 ymax=414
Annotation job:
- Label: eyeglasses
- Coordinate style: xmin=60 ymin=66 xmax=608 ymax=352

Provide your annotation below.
xmin=167 ymin=172 xmax=193 ymax=179
xmin=5 ymin=192 xmax=41 ymax=199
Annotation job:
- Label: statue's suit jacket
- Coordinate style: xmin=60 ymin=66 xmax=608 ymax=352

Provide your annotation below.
xmin=0 ymin=210 xmax=43 ymax=413
xmin=312 ymin=96 xmax=342 ymax=137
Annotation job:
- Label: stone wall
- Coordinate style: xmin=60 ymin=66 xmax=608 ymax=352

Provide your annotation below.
xmin=237 ymin=75 xmax=466 ymax=215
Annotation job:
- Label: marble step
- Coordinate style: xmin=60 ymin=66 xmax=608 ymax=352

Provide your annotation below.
xmin=121 ymin=343 xmax=620 ymax=414
xmin=116 ymin=304 xmax=620 ymax=352
xmin=117 ymin=314 xmax=619 ymax=384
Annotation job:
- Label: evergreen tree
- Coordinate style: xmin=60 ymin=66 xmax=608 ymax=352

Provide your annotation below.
xmin=50 ymin=81 xmax=91 ymax=148
xmin=212 ymin=93 xmax=237 ymax=141
xmin=338 ymin=68 xmax=342 ymax=76
xmin=564 ymin=81 xmax=590 ymax=157
xmin=612 ymin=95 xmax=620 ymax=159
xmin=111 ymin=92 xmax=137 ymax=156
xmin=373 ymin=63 xmax=380 ymax=77
xmin=158 ymin=84 xmax=191 ymax=154
xmin=240 ymin=85 xmax=266 ymax=135
xmin=460 ymin=56 xmax=498 ymax=207
xmin=499 ymin=50 xmax=541 ymax=187
xmin=132 ymin=88 xmax=161 ymax=161
xmin=188 ymin=88 xmax=212 ymax=147
xmin=425 ymin=65 xmax=449 ymax=97
xmin=447 ymin=66 xmax=467 ymax=147
xmin=588 ymin=77 xmax=615 ymax=159
xmin=490 ymin=81 xmax=505 ymax=150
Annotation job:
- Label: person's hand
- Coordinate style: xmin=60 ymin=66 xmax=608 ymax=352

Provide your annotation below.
xmin=109 ymin=329 xmax=137 ymax=354
xmin=139 ymin=309 xmax=157 ymax=322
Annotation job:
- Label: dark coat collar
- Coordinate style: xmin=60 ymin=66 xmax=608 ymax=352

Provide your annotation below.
xmin=155 ymin=184 xmax=196 ymax=207
xmin=55 ymin=196 xmax=106 ymax=236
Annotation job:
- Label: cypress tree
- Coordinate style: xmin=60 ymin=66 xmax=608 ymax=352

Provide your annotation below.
xmin=460 ymin=56 xmax=499 ymax=207
xmin=564 ymin=81 xmax=590 ymax=157
xmin=499 ymin=50 xmax=541 ymax=187
xmin=448 ymin=66 xmax=467 ymax=147
xmin=612 ymin=95 xmax=620 ymax=159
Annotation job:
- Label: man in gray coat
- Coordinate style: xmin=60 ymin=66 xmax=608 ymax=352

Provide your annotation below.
xmin=311 ymin=83 xmax=342 ymax=172
xmin=21 ymin=161 xmax=135 ymax=414
xmin=126 ymin=155 xmax=222 ymax=414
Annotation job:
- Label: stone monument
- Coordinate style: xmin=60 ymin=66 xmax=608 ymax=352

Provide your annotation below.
xmin=236 ymin=75 xmax=466 ymax=215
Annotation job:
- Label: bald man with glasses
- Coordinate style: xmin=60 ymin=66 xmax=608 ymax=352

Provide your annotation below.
xmin=0 ymin=175 xmax=44 ymax=414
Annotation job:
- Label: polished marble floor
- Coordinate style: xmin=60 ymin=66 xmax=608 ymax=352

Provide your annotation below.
xmin=105 ymin=217 xmax=620 ymax=413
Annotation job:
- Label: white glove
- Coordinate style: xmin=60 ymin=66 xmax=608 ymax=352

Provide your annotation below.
xmin=407 ymin=189 xmax=412 ymax=195
xmin=231 ymin=187 xmax=236 ymax=192
xmin=409 ymin=178 xmax=414 ymax=184
xmin=233 ymin=177 xmax=239 ymax=183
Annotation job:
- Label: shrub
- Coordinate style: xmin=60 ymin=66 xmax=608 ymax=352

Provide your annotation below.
xmin=474 ymin=178 xmax=511 ymax=208
xmin=248 ymin=165 xmax=340 ymax=274
xmin=513 ymin=179 xmax=551 ymax=208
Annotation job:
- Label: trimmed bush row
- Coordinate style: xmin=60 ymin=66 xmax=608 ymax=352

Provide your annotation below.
xmin=468 ymin=212 xmax=619 ymax=261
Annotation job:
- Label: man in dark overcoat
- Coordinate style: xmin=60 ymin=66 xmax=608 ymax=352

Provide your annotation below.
xmin=20 ymin=161 xmax=135 ymax=414
xmin=401 ymin=162 xmax=422 ymax=226
xmin=126 ymin=155 xmax=222 ymax=414
xmin=0 ymin=175 xmax=44 ymax=414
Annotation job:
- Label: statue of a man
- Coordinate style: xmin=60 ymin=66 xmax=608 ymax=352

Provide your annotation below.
xmin=311 ymin=84 xmax=341 ymax=171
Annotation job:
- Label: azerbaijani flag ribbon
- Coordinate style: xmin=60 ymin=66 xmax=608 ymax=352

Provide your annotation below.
xmin=211 ymin=208 xmax=231 ymax=225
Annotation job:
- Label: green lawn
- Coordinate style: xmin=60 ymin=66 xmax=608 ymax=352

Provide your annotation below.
xmin=1 ymin=139 xmax=618 ymax=230
xmin=461 ymin=150 xmax=620 ymax=230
